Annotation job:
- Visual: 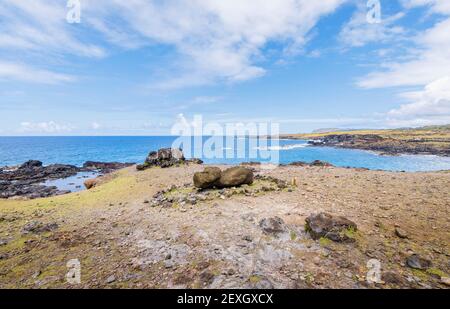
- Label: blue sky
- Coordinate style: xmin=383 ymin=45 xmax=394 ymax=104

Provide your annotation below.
xmin=0 ymin=0 xmax=449 ymax=135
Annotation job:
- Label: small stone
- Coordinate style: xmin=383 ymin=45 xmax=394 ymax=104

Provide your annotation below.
xmin=242 ymin=235 xmax=253 ymax=242
xmin=164 ymin=260 xmax=174 ymax=269
xmin=395 ymin=228 xmax=408 ymax=239
xmin=143 ymin=200 xmax=150 ymax=204
xmin=441 ymin=277 xmax=450 ymax=286
xmin=406 ymin=254 xmax=432 ymax=270
xmin=32 ymin=270 xmax=41 ymax=279
xmin=382 ymin=271 xmax=405 ymax=285
xmin=259 ymin=217 xmax=287 ymax=235
xmin=106 ymin=275 xmax=116 ymax=284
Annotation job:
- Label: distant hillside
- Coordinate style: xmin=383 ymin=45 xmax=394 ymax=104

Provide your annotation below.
xmin=280 ymin=124 xmax=450 ymax=156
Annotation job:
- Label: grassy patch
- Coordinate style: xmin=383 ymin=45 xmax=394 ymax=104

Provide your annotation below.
xmin=290 ymin=231 xmax=297 ymax=241
xmin=427 ymin=268 xmax=446 ymax=278
xmin=319 ymin=237 xmax=331 ymax=246
xmin=249 ymin=275 xmax=262 ymax=284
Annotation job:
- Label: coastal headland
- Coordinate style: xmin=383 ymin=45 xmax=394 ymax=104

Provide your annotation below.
xmin=280 ymin=125 xmax=450 ymax=156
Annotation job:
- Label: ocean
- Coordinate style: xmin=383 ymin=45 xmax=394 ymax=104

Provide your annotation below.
xmin=1 ymin=136 xmax=450 ymax=172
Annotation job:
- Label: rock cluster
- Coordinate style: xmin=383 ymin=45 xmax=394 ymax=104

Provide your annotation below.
xmin=137 ymin=148 xmax=192 ymax=170
xmin=151 ymin=175 xmax=290 ymax=209
xmin=82 ymin=161 xmax=134 ymax=173
xmin=193 ymin=166 xmax=254 ymax=189
xmin=287 ymin=160 xmax=334 ymax=167
xmin=21 ymin=221 xmax=59 ymax=235
xmin=305 ymin=212 xmax=357 ymax=242
xmin=308 ymin=133 xmax=450 ymax=156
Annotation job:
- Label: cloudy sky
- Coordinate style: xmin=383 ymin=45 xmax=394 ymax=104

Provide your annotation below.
xmin=0 ymin=0 xmax=449 ymax=135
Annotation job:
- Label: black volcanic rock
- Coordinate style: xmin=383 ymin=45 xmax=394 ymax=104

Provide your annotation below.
xmin=0 ymin=159 xmax=136 ymax=199
xmin=82 ymin=161 xmax=134 ymax=173
xmin=137 ymin=148 xmax=186 ymax=170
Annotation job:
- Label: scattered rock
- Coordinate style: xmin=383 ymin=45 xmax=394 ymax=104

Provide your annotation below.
xmin=0 ymin=239 xmax=8 ymax=246
xmin=259 ymin=217 xmax=288 ymax=235
xmin=186 ymin=158 xmax=204 ymax=165
xmin=310 ymin=160 xmax=334 ymax=167
xmin=441 ymin=277 xmax=450 ymax=286
xmin=106 ymin=275 xmax=116 ymax=284
xmin=395 ymin=227 xmax=408 ymax=239
xmin=22 ymin=221 xmax=58 ymax=235
xmin=406 ymin=254 xmax=432 ymax=270
xmin=382 ymin=271 xmax=406 ymax=285
xmin=199 ymin=270 xmax=215 ymax=286
xmin=287 ymin=160 xmax=334 ymax=167
xmin=82 ymin=161 xmax=134 ymax=173
xmin=305 ymin=212 xmax=357 ymax=242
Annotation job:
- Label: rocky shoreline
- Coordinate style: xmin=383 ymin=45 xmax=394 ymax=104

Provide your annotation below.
xmin=305 ymin=134 xmax=450 ymax=157
xmin=0 ymin=160 xmax=134 ymax=199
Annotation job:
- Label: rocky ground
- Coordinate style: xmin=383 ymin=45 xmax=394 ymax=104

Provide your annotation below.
xmin=0 ymin=163 xmax=449 ymax=289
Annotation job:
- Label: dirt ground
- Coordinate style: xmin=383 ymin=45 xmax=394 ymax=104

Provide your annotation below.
xmin=0 ymin=164 xmax=449 ymax=289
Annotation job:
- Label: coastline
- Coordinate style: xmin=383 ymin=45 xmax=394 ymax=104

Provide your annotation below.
xmin=280 ymin=126 xmax=450 ymax=157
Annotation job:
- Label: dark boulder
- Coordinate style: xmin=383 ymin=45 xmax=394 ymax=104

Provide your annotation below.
xmin=20 ymin=160 xmax=43 ymax=169
xmin=406 ymin=254 xmax=432 ymax=270
xmin=193 ymin=167 xmax=222 ymax=189
xmin=21 ymin=221 xmax=59 ymax=235
xmin=310 ymin=160 xmax=334 ymax=167
xmin=82 ymin=161 xmax=134 ymax=173
xmin=217 ymin=167 xmax=254 ymax=188
xmin=305 ymin=212 xmax=357 ymax=242
xmin=259 ymin=217 xmax=288 ymax=235
xmin=137 ymin=148 xmax=186 ymax=170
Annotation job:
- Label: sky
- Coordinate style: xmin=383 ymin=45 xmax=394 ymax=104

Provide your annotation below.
xmin=0 ymin=0 xmax=450 ymax=136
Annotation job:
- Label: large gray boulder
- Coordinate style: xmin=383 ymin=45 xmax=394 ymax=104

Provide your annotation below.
xmin=137 ymin=148 xmax=185 ymax=170
xmin=217 ymin=167 xmax=254 ymax=188
xmin=193 ymin=167 xmax=222 ymax=189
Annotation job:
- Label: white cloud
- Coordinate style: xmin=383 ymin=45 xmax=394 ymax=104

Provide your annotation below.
xmin=192 ymin=96 xmax=223 ymax=104
xmin=358 ymin=1 xmax=450 ymax=88
xmin=0 ymin=61 xmax=75 ymax=84
xmin=0 ymin=0 xmax=105 ymax=58
xmin=400 ymin=0 xmax=450 ymax=14
xmin=91 ymin=122 xmax=101 ymax=130
xmin=82 ymin=0 xmax=347 ymax=88
xmin=20 ymin=121 xmax=74 ymax=134
xmin=339 ymin=2 xmax=405 ymax=48
xmin=388 ymin=76 xmax=450 ymax=118
xmin=0 ymin=0 xmax=348 ymax=88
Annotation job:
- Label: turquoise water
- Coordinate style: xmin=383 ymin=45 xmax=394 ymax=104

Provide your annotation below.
xmin=1 ymin=136 xmax=450 ymax=172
